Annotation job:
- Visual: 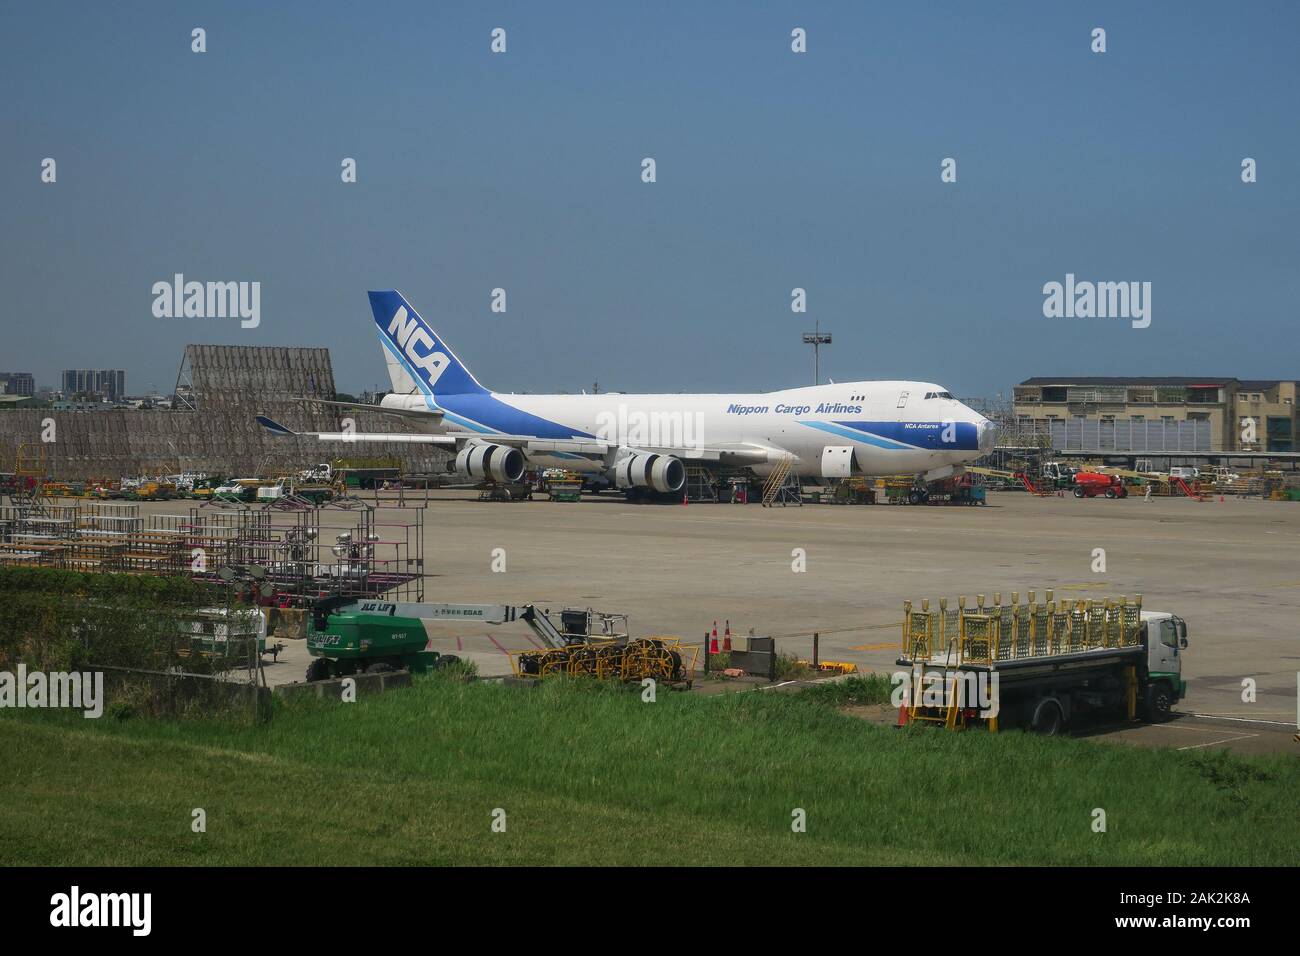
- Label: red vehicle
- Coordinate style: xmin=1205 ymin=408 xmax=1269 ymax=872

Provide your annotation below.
xmin=1072 ymin=471 xmax=1128 ymax=498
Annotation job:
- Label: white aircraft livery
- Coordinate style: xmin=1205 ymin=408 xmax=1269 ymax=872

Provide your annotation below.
xmin=257 ymin=290 xmax=997 ymax=495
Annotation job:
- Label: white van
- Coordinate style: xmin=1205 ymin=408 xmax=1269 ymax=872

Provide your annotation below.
xmin=1169 ymin=466 xmax=1200 ymax=481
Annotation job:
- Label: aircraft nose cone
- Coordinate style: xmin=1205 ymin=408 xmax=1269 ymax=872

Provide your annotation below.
xmin=978 ymin=419 xmax=998 ymax=452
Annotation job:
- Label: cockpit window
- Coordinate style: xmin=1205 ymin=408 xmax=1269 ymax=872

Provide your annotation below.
xmin=924 ymin=391 xmax=955 ymax=400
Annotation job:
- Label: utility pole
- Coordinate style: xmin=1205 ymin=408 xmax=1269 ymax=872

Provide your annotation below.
xmin=802 ymin=321 xmax=832 ymax=385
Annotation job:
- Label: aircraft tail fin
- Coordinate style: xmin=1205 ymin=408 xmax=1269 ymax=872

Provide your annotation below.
xmin=368 ymin=290 xmax=487 ymax=398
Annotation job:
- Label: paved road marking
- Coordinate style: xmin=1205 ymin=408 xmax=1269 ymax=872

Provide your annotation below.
xmin=848 ymin=642 xmax=900 ymax=651
xmin=1189 ymin=713 xmax=1295 ymax=727
xmin=770 ymin=622 xmax=900 ymax=639
xmin=1177 ymin=733 xmax=1259 ymax=751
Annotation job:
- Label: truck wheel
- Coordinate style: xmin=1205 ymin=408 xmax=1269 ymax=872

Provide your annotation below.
xmin=433 ymin=654 xmax=461 ymax=668
xmin=1144 ymin=682 xmax=1174 ymax=722
xmin=908 ymin=490 xmax=924 ymax=505
xmin=1073 ymin=486 xmax=1086 ymax=498
xmin=305 ymin=658 xmax=331 ymax=682
xmin=1105 ymin=488 xmax=1117 ymax=498
xmin=1029 ymin=698 xmax=1064 ymax=736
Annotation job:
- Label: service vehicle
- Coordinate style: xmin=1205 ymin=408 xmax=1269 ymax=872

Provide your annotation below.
xmin=1072 ymin=471 xmax=1128 ymax=498
xmin=897 ymin=591 xmax=1187 ymax=734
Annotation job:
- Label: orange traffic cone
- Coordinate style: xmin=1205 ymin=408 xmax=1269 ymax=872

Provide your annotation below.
xmin=896 ymin=703 xmax=910 ymax=727
xmin=682 ymin=491 xmax=688 ymax=505
xmin=723 ymin=620 xmax=732 ymax=652
xmin=710 ymin=621 xmax=719 ymax=654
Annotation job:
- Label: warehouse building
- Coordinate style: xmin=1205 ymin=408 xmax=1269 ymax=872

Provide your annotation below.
xmin=1012 ymin=377 xmax=1297 ymax=454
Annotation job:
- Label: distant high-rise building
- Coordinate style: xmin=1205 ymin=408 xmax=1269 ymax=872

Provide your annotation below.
xmin=0 ymin=372 xmax=36 ymax=396
xmin=61 ymin=369 xmax=126 ymax=400
xmin=103 ymin=368 xmax=126 ymax=399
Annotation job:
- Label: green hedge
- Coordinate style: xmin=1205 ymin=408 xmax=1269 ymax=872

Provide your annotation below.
xmin=0 ymin=567 xmax=216 ymax=673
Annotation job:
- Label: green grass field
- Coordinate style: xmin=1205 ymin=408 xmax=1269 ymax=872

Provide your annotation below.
xmin=1 ymin=675 xmax=1294 ymax=866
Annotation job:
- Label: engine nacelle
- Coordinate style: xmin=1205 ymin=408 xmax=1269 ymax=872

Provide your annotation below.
xmin=454 ymin=443 xmax=526 ymax=484
xmin=612 ymin=453 xmax=686 ymax=494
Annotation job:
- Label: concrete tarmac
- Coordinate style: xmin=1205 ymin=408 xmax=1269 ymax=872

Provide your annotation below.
xmin=372 ymin=488 xmax=1297 ymax=727
xmin=140 ymin=490 xmax=1299 ymax=733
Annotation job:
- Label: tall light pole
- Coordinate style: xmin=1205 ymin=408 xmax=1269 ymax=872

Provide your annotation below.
xmin=802 ymin=321 xmax=832 ymax=385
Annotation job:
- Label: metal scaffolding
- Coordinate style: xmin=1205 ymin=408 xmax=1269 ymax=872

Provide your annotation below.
xmin=0 ymin=344 xmax=452 ymax=480
xmin=0 ymin=496 xmax=425 ymax=607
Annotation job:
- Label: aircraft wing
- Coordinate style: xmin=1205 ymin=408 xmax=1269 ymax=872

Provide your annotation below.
xmin=256 ymin=416 xmax=454 ymax=447
xmin=628 ymin=442 xmax=777 ymax=464
xmin=258 ymin=416 xmax=456 ymax=445
xmin=257 ymin=416 xmax=608 ymax=456
xmin=259 ymin=417 xmax=776 ymax=464
xmin=295 ymin=398 xmax=444 ymax=424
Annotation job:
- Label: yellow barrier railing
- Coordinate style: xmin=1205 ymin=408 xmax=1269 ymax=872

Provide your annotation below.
xmin=902 ymin=591 xmax=1143 ymax=666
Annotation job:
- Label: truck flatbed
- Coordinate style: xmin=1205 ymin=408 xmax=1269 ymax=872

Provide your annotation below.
xmin=896 ymin=593 xmax=1187 ymax=733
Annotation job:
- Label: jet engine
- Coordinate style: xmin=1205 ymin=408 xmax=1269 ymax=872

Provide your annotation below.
xmin=454 ymin=443 xmax=526 ymax=483
xmin=612 ymin=453 xmax=686 ymax=494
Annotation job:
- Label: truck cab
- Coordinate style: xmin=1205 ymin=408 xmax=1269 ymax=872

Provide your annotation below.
xmin=1140 ymin=611 xmax=1188 ymax=720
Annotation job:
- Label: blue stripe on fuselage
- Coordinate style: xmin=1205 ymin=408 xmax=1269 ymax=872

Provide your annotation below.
xmin=799 ymin=420 xmax=979 ymax=451
xmin=438 ymin=393 xmax=597 ymax=439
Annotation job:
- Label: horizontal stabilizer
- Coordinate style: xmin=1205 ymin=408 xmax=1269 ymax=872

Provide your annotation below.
xmin=256 ymin=415 xmax=296 ymax=436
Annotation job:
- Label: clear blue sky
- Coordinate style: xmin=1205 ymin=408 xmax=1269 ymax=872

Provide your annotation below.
xmin=2 ymin=1 xmax=1296 ymax=399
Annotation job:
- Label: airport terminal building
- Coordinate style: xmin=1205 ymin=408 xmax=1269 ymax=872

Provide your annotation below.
xmin=1013 ymin=377 xmax=1298 ymax=455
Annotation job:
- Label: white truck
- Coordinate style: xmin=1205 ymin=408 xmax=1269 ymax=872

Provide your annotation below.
xmin=897 ymin=591 xmax=1187 ymax=734
xmin=298 ymin=463 xmax=334 ymax=483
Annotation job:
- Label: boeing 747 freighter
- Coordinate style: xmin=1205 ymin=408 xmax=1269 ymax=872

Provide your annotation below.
xmin=258 ymin=291 xmax=997 ymax=496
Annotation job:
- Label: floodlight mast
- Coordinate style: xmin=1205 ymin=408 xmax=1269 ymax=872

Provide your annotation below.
xmin=802 ymin=320 xmax=832 ymax=385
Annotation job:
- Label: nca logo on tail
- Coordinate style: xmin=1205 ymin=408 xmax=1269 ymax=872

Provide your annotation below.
xmin=388 ymin=307 xmax=451 ymax=387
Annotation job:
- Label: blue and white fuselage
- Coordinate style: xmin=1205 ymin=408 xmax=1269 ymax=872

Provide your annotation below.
xmin=378 ymin=384 xmax=993 ymax=479
xmin=258 ymin=290 xmax=997 ymax=492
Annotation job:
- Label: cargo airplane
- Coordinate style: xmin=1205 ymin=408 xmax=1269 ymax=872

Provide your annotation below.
xmin=257 ymin=290 xmax=997 ymax=497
